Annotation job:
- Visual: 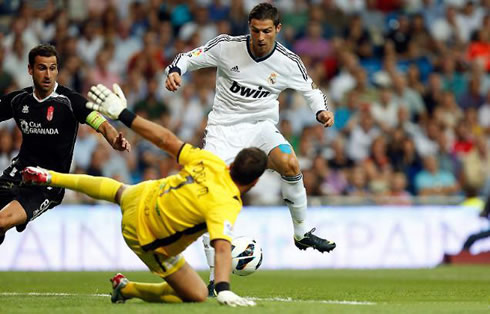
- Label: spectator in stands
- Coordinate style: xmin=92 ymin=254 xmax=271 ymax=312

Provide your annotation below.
xmin=423 ymin=72 xmax=444 ymax=116
xmin=478 ymin=90 xmax=490 ymax=136
xmin=320 ymin=0 xmax=347 ymax=37
xmin=406 ymin=64 xmax=426 ymax=96
xmin=386 ymin=15 xmax=412 ymax=56
xmin=430 ymin=5 xmax=464 ymax=46
xmin=459 ymin=77 xmax=485 ymax=110
xmin=133 ymin=76 xmax=169 ymax=124
xmin=351 ymin=67 xmax=378 ymax=104
xmin=452 ymin=122 xmax=474 ymax=156
xmin=113 ymin=19 xmax=142 ymax=75
xmin=364 ymin=136 xmax=393 ymax=196
xmin=76 ymin=19 xmax=103 ymax=67
xmin=343 ymin=15 xmax=371 ymax=58
xmin=72 ymin=125 xmax=98 ymax=171
xmin=293 ymin=21 xmax=332 ymax=62
xmin=381 ymin=172 xmax=412 ymax=205
xmin=127 ymin=31 xmax=166 ymax=80
xmin=347 ymin=110 xmax=381 ymax=162
xmin=415 ymin=119 xmax=442 ymax=157
xmin=462 ymin=136 xmax=490 ymax=194
xmin=360 ymin=0 xmax=385 ymax=44
xmin=415 ymin=155 xmax=460 ymax=196
xmin=4 ymin=36 xmax=31 ymax=87
xmin=179 ymin=5 xmax=217 ymax=46
xmin=311 ymin=155 xmax=348 ymax=196
xmin=392 ymin=73 xmax=426 ymax=122
xmin=345 ymin=166 xmax=371 ymax=202
xmin=410 ymin=13 xmax=434 ymax=55
xmin=334 ymin=90 xmax=360 ymax=134
xmin=394 ymin=137 xmax=423 ymax=194
xmin=327 ymin=136 xmax=354 ymax=173
xmin=433 ymin=91 xmax=463 ymax=131
xmin=440 ymin=55 xmax=467 ymax=99
xmin=328 ymin=51 xmax=359 ymax=103
xmin=370 ymin=86 xmax=399 ymax=133
xmin=85 ymin=46 xmax=121 ymax=94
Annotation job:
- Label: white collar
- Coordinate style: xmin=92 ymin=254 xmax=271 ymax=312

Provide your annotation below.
xmin=33 ymin=82 xmax=59 ymax=103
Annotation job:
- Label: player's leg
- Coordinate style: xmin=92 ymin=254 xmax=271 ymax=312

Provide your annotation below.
xmin=22 ymin=167 xmax=123 ymax=203
xmin=115 ymin=191 xmax=206 ymax=303
xmin=202 ymin=233 xmax=216 ymax=296
xmin=0 ymin=182 xmax=62 ymax=245
xmin=111 ymin=260 xmax=207 ymax=303
xmin=201 ymin=124 xmax=241 ymax=294
xmin=261 ymin=121 xmax=336 ymax=253
xmin=0 ymin=201 xmax=27 ymax=245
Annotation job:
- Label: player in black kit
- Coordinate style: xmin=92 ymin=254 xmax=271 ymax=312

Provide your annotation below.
xmin=0 ymin=44 xmax=130 ymax=245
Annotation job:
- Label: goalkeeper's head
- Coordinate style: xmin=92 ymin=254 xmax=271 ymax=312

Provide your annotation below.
xmin=230 ymin=147 xmax=267 ymax=191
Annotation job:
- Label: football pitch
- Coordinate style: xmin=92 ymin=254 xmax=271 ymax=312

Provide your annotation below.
xmin=1 ymin=267 xmax=489 ymax=314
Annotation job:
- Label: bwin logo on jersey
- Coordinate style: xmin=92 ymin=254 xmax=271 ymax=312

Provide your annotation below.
xmin=229 ymin=81 xmax=270 ymax=98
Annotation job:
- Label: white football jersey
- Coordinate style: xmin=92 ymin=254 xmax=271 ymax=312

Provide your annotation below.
xmin=165 ymin=34 xmax=328 ymax=126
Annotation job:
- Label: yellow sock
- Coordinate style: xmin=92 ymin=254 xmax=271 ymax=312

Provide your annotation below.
xmin=121 ymin=281 xmax=183 ymax=303
xmin=49 ymin=171 xmax=122 ymax=203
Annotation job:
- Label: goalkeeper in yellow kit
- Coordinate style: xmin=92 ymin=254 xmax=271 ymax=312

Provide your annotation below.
xmin=22 ymin=84 xmax=266 ymax=307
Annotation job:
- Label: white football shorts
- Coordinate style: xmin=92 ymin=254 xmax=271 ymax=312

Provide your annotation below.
xmin=203 ymin=120 xmax=290 ymax=165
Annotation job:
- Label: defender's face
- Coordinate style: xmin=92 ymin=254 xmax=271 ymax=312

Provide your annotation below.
xmin=249 ymin=19 xmax=281 ymax=57
xmin=29 ymin=55 xmax=58 ymax=94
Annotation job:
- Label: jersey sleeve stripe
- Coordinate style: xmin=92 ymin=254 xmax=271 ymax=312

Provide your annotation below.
xmin=170 ymin=53 xmax=185 ymax=68
xmin=176 ymin=143 xmax=187 ymax=163
xmin=275 ymin=44 xmax=308 ymax=81
xmin=323 ymin=93 xmax=329 ymax=111
xmin=204 ymin=35 xmax=247 ymax=52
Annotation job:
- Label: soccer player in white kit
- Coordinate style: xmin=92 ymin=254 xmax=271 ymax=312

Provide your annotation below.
xmin=165 ymin=2 xmax=336 ymax=295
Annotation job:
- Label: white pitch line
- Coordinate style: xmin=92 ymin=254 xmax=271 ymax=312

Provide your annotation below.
xmin=248 ymin=296 xmax=375 ymax=305
xmin=0 ymin=293 xmax=375 ymax=305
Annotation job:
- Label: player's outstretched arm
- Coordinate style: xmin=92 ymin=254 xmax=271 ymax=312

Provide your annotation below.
xmin=96 ymin=121 xmax=131 ymax=152
xmin=87 ymin=84 xmax=183 ymax=158
xmin=212 ymin=239 xmax=256 ymax=307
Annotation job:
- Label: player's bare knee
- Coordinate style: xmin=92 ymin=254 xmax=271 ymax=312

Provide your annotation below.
xmin=183 ymin=287 xmax=207 ymax=303
xmin=195 ymin=288 xmax=208 ymax=302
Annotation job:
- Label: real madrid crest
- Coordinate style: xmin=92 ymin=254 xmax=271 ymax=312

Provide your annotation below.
xmin=268 ymin=73 xmax=277 ymax=85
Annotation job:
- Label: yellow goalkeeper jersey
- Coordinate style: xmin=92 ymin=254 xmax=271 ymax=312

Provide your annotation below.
xmin=136 ymin=143 xmax=242 ymax=256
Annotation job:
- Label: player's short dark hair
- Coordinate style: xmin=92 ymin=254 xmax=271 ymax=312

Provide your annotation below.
xmin=28 ymin=44 xmax=58 ymax=67
xmin=248 ymin=2 xmax=280 ymax=26
xmin=230 ymin=147 xmax=267 ymax=185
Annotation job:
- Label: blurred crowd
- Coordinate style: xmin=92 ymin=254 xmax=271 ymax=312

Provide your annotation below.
xmin=0 ymin=0 xmax=489 ymax=205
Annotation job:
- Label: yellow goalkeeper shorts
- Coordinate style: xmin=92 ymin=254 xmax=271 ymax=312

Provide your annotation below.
xmin=119 ymin=181 xmax=186 ymax=278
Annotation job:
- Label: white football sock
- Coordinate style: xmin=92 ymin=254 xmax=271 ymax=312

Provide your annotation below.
xmin=202 ymin=233 xmax=215 ymax=282
xmin=281 ymin=174 xmax=308 ymax=240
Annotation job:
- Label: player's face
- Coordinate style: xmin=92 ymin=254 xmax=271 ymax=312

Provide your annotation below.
xmin=29 ymin=55 xmax=58 ymax=95
xmin=249 ymin=19 xmax=281 ymax=57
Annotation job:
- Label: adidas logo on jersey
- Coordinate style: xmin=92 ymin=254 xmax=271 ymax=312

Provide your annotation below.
xmin=230 ymin=66 xmax=240 ymax=72
xmin=229 ymin=81 xmax=270 ymax=99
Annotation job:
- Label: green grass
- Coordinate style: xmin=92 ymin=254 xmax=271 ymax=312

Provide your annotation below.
xmin=0 ymin=267 xmax=489 ymax=314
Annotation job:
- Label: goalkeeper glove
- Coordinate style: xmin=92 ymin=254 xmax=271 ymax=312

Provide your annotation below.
xmin=216 ymin=290 xmax=256 ymax=307
xmin=87 ymin=84 xmax=127 ymax=120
